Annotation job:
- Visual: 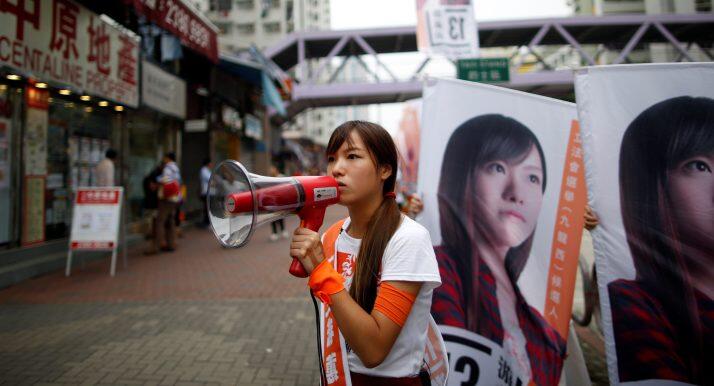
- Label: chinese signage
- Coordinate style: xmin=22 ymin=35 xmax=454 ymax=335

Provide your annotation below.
xmin=70 ymin=187 xmax=123 ymax=250
xmin=0 ymin=0 xmax=140 ymax=107
xmin=125 ymin=0 xmax=219 ymax=62
xmin=416 ymin=0 xmax=480 ymax=59
xmin=142 ymin=60 xmax=186 ymax=119
xmin=457 ymin=58 xmax=510 ymax=83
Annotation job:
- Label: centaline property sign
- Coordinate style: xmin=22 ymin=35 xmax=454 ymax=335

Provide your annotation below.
xmin=0 ymin=0 xmax=140 ymax=107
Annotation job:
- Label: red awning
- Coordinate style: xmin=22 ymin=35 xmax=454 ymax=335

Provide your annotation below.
xmin=126 ymin=0 xmax=219 ymax=63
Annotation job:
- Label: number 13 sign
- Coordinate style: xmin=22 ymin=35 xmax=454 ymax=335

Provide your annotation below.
xmin=416 ymin=0 xmax=480 ymax=60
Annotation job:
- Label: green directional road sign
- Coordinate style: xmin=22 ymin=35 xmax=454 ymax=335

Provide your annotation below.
xmin=457 ymin=58 xmax=510 ymax=83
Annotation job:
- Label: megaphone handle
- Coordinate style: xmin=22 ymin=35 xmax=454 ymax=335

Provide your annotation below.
xmin=289 ymin=207 xmax=327 ymax=278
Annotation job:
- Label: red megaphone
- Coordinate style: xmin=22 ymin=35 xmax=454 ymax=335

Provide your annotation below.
xmin=209 ymin=161 xmax=340 ymax=278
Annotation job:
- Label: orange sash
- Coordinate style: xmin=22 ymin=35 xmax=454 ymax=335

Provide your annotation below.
xmin=319 ymin=219 xmax=449 ymax=386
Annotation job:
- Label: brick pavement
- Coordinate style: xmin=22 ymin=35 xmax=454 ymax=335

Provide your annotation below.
xmin=0 ymin=206 xmax=349 ymax=385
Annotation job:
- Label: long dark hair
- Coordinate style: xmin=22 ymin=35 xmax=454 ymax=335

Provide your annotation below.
xmin=438 ymin=114 xmax=546 ymax=333
xmin=619 ymin=96 xmax=714 ymax=384
xmin=326 ymin=120 xmax=401 ymax=312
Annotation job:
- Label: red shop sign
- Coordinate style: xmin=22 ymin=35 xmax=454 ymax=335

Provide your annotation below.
xmin=126 ymin=0 xmax=219 ymax=63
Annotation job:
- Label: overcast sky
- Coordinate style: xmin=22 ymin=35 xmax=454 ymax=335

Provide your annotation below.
xmin=331 ymin=0 xmax=572 ymax=30
xmin=327 ymin=0 xmax=572 ymax=134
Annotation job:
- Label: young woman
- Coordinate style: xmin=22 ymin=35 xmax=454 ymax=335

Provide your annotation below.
xmin=289 ymin=121 xmax=442 ymax=385
xmin=430 ymin=114 xmax=565 ymax=386
xmin=611 ymin=96 xmax=714 ymax=384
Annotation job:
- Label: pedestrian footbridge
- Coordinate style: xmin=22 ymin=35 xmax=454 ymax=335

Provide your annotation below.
xmin=262 ymin=13 xmax=714 ymax=120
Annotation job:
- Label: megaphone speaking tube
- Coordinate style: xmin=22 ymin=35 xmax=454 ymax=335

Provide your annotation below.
xmin=208 ymin=160 xmax=340 ymax=278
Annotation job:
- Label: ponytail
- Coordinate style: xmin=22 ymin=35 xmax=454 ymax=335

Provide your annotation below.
xmin=349 ymin=196 xmax=401 ymax=311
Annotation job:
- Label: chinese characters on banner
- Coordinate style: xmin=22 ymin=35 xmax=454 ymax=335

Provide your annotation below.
xmin=124 ymin=0 xmax=219 ymax=63
xmin=0 ymin=0 xmax=140 ymax=107
xmin=416 ymin=0 xmax=480 ymax=59
xmin=544 ymin=121 xmax=587 ymax=338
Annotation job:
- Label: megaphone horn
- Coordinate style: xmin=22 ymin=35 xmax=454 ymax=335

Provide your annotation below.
xmin=207 ymin=160 xmax=340 ymax=278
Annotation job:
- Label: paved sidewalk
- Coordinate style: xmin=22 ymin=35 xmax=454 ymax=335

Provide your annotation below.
xmin=0 ymin=206 xmax=349 ymax=385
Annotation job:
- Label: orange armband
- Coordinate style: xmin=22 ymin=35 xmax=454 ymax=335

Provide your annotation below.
xmin=308 ymin=259 xmax=345 ymax=305
xmin=373 ymin=282 xmax=417 ymax=328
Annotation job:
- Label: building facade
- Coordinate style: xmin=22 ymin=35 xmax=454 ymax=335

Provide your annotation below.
xmin=571 ymin=0 xmax=713 ymax=62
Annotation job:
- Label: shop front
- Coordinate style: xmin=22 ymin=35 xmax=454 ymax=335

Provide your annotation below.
xmin=0 ymin=0 xmax=139 ymax=250
xmin=126 ymin=60 xmax=186 ymax=223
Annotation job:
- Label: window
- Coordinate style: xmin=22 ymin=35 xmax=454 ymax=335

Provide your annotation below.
xmin=263 ymin=22 xmax=281 ymax=33
xmin=236 ymin=23 xmax=255 ymax=34
xmin=215 ymin=22 xmax=232 ymax=34
xmin=235 ymin=0 xmax=254 ymax=9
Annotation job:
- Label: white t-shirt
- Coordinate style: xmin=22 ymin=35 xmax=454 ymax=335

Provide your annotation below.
xmin=94 ymin=158 xmax=115 ymax=187
xmin=328 ymin=215 xmax=441 ymax=378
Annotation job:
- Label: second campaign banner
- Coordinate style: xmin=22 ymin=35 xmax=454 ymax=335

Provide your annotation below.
xmin=419 ymin=78 xmax=586 ymax=386
xmin=575 ymin=63 xmax=714 ymax=386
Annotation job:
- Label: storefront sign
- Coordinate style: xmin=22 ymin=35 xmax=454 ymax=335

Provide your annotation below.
xmin=222 ymin=105 xmax=241 ymax=132
xmin=69 ymin=187 xmax=122 ymax=250
xmin=22 ymin=175 xmax=45 ymax=245
xmin=416 ymin=0 xmax=480 ymax=59
xmin=0 ymin=0 xmax=140 ymax=107
xmin=184 ymin=119 xmax=207 ymax=132
xmin=125 ymin=0 xmax=219 ymax=63
xmin=244 ymin=113 xmax=262 ymax=140
xmin=142 ymin=60 xmax=186 ymax=119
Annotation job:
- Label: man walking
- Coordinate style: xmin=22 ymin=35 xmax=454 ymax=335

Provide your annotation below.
xmin=199 ymin=158 xmax=213 ymax=228
xmin=95 ymin=149 xmax=117 ymax=186
xmin=155 ymin=152 xmax=181 ymax=252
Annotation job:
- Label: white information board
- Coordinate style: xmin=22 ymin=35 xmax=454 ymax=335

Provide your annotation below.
xmin=67 ymin=187 xmax=124 ymax=276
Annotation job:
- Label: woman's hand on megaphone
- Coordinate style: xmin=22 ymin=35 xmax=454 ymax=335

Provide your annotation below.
xmin=290 ymin=227 xmax=325 ymax=275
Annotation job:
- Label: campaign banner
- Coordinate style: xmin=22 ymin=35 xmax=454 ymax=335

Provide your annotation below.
xmin=69 ymin=187 xmax=123 ymax=250
xmin=416 ymin=0 xmax=480 ymax=60
xmin=575 ymin=63 xmax=714 ymax=385
xmin=419 ymin=78 xmax=585 ymax=386
xmin=394 ymin=99 xmax=422 ymax=196
xmin=0 ymin=0 xmax=140 ymax=107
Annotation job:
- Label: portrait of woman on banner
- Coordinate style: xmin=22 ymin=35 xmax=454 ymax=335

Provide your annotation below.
xmin=430 ymin=115 xmax=566 ymax=386
xmin=610 ymin=96 xmax=714 ymax=385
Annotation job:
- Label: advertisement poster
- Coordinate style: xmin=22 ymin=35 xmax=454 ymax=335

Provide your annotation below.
xmin=70 ymin=188 xmax=123 ymax=250
xmin=419 ymin=79 xmax=586 ymax=386
xmin=23 ymin=87 xmax=49 ymax=176
xmin=22 ymin=176 xmax=46 ymax=245
xmin=575 ymin=63 xmax=714 ymax=385
xmin=416 ymin=0 xmax=480 ymax=59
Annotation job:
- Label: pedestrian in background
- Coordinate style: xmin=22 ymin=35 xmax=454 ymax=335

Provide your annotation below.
xmin=155 ymin=152 xmax=181 ymax=253
xmin=269 ymin=165 xmax=288 ymax=241
xmin=142 ymin=162 xmax=163 ymax=254
xmin=95 ymin=148 xmax=117 ymax=187
xmin=199 ymin=158 xmax=213 ymax=228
